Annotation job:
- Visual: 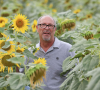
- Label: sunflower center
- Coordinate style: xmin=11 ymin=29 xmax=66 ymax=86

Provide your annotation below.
xmin=1 ymin=41 xmax=11 ymax=51
xmin=0 ymin=33 xmax=3 ymax=37
xmin=16 ymin=49 xmax=22 ymax=54
xmin=1 ymin=55 xmax=14 ymax=67
xmin=16 ymin=19 xmax=24 ymax=28
xmin=0 ymin=20 xmax=4 ymax=23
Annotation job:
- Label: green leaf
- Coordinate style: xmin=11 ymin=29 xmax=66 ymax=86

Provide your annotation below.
xmin=77 ymin=80 xmax=88 ymax=90
xmin=70 ymin=75 xmax=80 ymax=90
xmin=7 ymin=73 xmax=25 ymax=90
xmin=93 ymin=33 xmax=100 ymax=38
xmin=60 ymin=73 xmax=73 ymax=88
xmin=85 ymin=68 xmax=100 ymax=90
xmin=0 ymin=27 xmax=4 ymax=33
xmin=16 ymin=35 xmax=26 ymax=43
xmin=82 ymin=54 xmax=99 ymax=71
xmin=7 ymin=57 xmax=25 ymax=64
xmin=2 ymin=41 xmax=10 ymax=49
xmin=0 ymin=77 xmax=8 ymax=88
xmin=23 ymin=49 xmax=37 ymax=59
xmin=62 ymin=57 xmax=78 ymax=72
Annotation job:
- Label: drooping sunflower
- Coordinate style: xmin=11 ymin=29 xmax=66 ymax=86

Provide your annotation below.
xmin=0 ymin=17 xmax=8 ymax=27
xmin=32 ymin=20 xmax=37 ymax=32
xmin=0 ymin=40 xmax=15 ymax=54
xmin=0 ymin=53 xmax=20 ymax=73
xmin=26 ymin=58 xmax=47 ymax=89
xmin=12 ymin=14 xmax=30 ymax=33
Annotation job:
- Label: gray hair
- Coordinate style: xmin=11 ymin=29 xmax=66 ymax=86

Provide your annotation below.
xmin=37 ymin=15 xmax=57 ymax=27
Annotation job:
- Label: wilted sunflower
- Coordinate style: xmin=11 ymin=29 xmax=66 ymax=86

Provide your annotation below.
xmin=0 ymin=53 xmax=20 ymax=73
xmin=0 ymin=17 xmax=8 ymax=27
xmin=26 ymin=58 xmax=47 ymax=89
xmin=12 ymin=14 xmax=30 ymax=33
xmin=32 ymin=20 xmax=37 ymax=32
xmin=0 ymin=40 xmax=15 ymax=54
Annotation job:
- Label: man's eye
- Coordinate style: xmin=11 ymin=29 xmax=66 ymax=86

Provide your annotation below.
xmin=42 ymin=24 xmax=46 ymax=26
xmin=48 ymin=25 xmax=52 ymax=26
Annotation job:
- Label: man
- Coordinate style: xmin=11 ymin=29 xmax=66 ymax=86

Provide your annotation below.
xmin=34 ymin=15 xmax=75 ymax=90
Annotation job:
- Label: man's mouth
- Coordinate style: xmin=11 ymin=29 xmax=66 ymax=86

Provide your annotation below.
xmin=43 ymin=32 xmax=50 ymax=35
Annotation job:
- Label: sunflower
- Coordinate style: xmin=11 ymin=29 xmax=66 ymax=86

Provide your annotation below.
xmin=0 ymin=17 xmax=8 ymax=27
xmin=33 ymin=58 xmax=46 ymax=66
xmin=26 ymin=58 xmax=47 ymax=89
xmin=49 ymin=3 xmax=53 ymax=8
xmin=12 ymin=14 xmax=30 ymax=33
xmin=73 ymin=9 xmax=81 ymax=14
xmin=52 ymin=9 xmax=57 ymax=13
xmin=0 ymin=32 xmax=7 ymax=38
xmin=16 ymin=46 xmax=25 ymax=57
xmin=0 ymin=40 xmax=15 ymax=54
xmin=86 ymin=14 xmax=92 ymax=19
xmin=0 ymin=53 xmax=20 ymax=73
xmin=33 ymin=47 xmax=40 ymax=55
xmin=32 ymin=20 xmax=37 ymax=32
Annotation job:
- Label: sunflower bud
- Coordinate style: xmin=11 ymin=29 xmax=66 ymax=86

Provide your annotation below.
xmin=83 ymin=31 xmax=94 ymax=40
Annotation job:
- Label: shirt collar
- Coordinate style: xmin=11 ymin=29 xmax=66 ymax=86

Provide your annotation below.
xmin=36 ymin=37 xmax=60 ymax=49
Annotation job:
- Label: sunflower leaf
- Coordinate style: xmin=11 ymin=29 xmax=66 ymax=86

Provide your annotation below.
xmin=7 ymin=57 xmax=25 ymax=64
xmin=0 ymin=27 xmax=4 ymax=33
xmin=23 ymin=49 xmax=37 ymax=59
xmin=2 ymin=41 xmax=10 ymax=49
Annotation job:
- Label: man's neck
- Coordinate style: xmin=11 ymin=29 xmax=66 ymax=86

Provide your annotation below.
xmin=40 ymin=38 xmax=55 ymax=52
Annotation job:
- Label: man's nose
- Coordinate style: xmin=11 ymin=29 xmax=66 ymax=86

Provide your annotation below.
xmin=45 ymin=25 xmax=49 ymax=29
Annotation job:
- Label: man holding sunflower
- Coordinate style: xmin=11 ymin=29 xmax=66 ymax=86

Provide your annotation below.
xmin=33 ymin=15 xmax=75 ymax=90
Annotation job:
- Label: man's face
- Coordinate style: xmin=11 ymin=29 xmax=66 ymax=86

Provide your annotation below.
xmin=36 ymin=16 xmax=56 ymax=42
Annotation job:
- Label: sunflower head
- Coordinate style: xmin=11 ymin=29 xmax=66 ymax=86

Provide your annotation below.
xmin=83 ymin=31 xmax=94 ymax=40
xmin=86 ymin=14 xmax=92 ymax=19
xmin=33 ymin=58 xmax=46 ymax=66
xmin=12 ymin=14 xmax=30 ymax=33
xmin=0 ymin=53 xmax=15 ymax=73
xmin=32 ymin=20 xmax=37 ymax=32
xmin=0 ymin=40 xmax=15 ymax=54
xmin=0 ymin=17 xmax=8 ymax=27
xmin=26 ymin=63 xmax=47 ymax=89
xmin=73 ymin=9 xmax=81 ymax=14
xmin=61 ymin=19 xmax=75 ymax=30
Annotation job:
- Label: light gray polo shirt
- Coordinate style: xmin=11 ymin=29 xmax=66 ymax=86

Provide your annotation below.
xmin=34 ymin=37 xmax=75 ymax=90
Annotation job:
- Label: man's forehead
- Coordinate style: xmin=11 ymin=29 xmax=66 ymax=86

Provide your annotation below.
xmin=40 ymin=16 xmax=54 ymax=23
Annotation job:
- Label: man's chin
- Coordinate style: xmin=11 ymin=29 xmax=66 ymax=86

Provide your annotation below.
xmin=42 ymin=37 xmax=51 ymax=41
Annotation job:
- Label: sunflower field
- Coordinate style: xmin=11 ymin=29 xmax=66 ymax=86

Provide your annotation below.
xmin=0 ymin=0 xmax=100 ymax=90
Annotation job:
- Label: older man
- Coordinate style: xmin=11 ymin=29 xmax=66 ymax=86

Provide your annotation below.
xmin=34 ymin=15 xmax=75 ymax=90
